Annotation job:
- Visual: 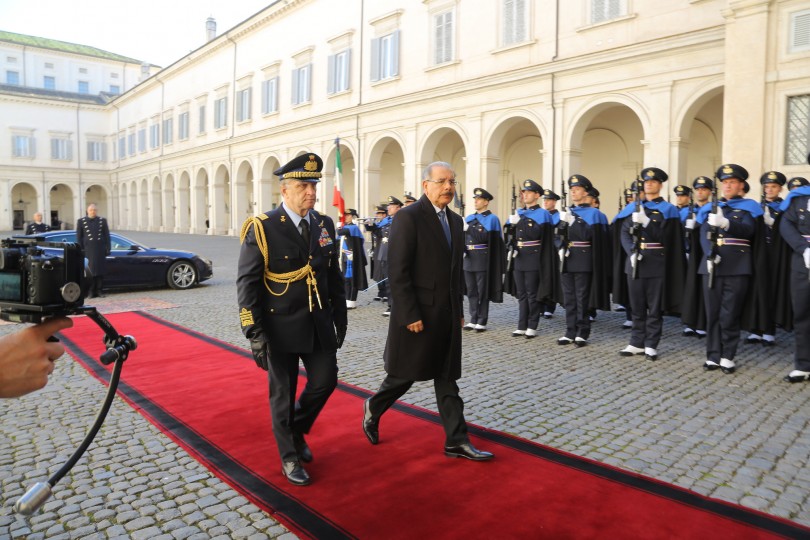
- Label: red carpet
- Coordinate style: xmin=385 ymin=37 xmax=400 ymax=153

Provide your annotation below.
xmin=60 ymin=311 xmax=808 ymax=539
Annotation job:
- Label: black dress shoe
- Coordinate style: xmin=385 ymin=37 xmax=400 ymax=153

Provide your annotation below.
xmin=721 ymin=366 xmax=736 ymax=375
xmin=281 ymin=460 xmax=311 ymax=486
xmin=444 ymin=442 xmax=494 ymax=461
xmin=293 ymin=433 xmax=313 ymax=463
xmin=362 ymin=398 xmax=379 ymax=445
xmin=703 ymin=361 xmax=720 ymax=371
xmin=646 ymin=354 xmax=657 ymax=361
xmin=745 ymin=336 xmax=762 ymax=344
xmin=682 ymin=329 xmax=696 ymax=337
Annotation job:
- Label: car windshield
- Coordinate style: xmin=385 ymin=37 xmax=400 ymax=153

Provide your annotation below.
xmin=27 ymin=232 xmax=144 ymax=250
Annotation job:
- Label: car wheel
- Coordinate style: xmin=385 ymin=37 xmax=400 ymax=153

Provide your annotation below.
xmin=168 ymin=261 xmax=197 ymax=290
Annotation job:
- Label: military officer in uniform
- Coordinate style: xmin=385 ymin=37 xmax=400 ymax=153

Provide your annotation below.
xmin=788 ymin=177 xmax=809 ymax=191
xmin=365 ymin=197 xmax=402 ymax=315
xmin=237 ymin=154 xmax=347 ymax=486
xmin=778 ymin=179 xmax=810 ymax=382
xmin=76 ymin=203 xmax=111 ymax=298
xmin=612 ymin=181 xmax=643 ymax=328
xmin=674 ymin=185 xmax=693 ymax=222
xmin=696 ymin=164 xmax=765 ymax=374
xmin=25 ymin=212 xmax=51 ymax=234
xmin=403 ymin=194 xmax=417 ymax=206
xmin=338 ymin=209 xmax=368 ymax=309
xmin=366 ymin=205 xmax=388 ymax=301
xmin=463 ymin=188 xmax=505 ymax=332
xmin=617 ymin=168 xmax=685 ymax=361
xmin=556 ymin=175 xmax=611 ymax=347
xmin=681 ymin=176 xmax=714 ymax=338
xmin=540 ymin=189 xmax=561 ymax=319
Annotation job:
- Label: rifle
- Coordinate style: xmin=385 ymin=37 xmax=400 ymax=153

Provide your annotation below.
xmin=505 ymin=183 xmax=518 ymax=272
xmin=629 ymin=176 xmax=643 ymax=280
xmin=706 ymin=175 xmax=721 ymax=289
xmin=619 ymin=183 xmax=625 ymax=211
xmin=685 ymin=190 xmax=695 ymax=240
xmin=556 ymin=178 xmax=569 ymax=273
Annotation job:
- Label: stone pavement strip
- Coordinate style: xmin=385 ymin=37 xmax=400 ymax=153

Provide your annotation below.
xmin=2 ymin=230 xmax=809 ymax=539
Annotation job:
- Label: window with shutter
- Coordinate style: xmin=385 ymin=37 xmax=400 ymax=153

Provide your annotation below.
xmin=791 ymin=10 xmax=810 ymax=52
xmin=434 ymin=11 xmax=454 ymax=65
xmin=503 ymin=0 xmax=527 ymax=46
xmin=785 ymin=94 xmax=810 ymax=165
xmin=592 ymin=0 xmax=623 ymax=24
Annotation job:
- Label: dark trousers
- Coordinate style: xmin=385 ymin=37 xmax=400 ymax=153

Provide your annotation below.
xmin=791 ymin=267 xmax=810 ymax=371
xmin=541 ymin=301 xmax=557 ymax=315
xmin=514 ymin=269 xmax=540 ymax=330
xmin=367 ymin=374 xmax=469 ymax=446
xmin=344 ymin=277 xmax=358 ymax=302
xmin=702 ymin=274 xmax=749 ymax=362
xmin=464 ymin=270 xmax=490 ymax=325
xmin=267 ymin=346 xmax=338 ymax=462
xmin=562 ymin=272 xmax=592 ymax=339
xmin=627 ymin=275 xmax=664 ymax=349
xmin=88 ymin=276 xmax=104 ymax=297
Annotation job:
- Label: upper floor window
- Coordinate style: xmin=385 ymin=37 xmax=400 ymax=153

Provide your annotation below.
xmin=591 ymin=0 xmax=624 ymax=25
xmin=118 ymin=136 xmax=126 ymax=159
xmin=262 ymin=77 xmax=279 ymax=114
xmin=199 ymin=105 xmax=207 ymax=134
xmin=503 ymin=0 xmax=528 ymax=46
xmin=127 ymin=133 xmax=135 ymax=156
xmin=6 ymin=71 xmax=20 ymax=85
xmin=328 ymin=50 xmax=351 ymax=95
xmin=433 ymin=11 xmax=455 ymax=65
xmin=78 ymin=81 xmax=89 ymax=94
xmin=214 ymin=97 xmax=228 ymax=129
xmin=371 ymin=31 xmax=400 ymax=82
xmin=790 ymin=9 xmax=810 ymax=53
xmin=12 ymin=135 xmax=35 ymax=158
xmin=786 ymin=94 xmax=810 ymax=165
xmin=138 ymin=128 xmax=146 ymax=152
xmin=78 ymin=68 xmax=88 ymax=74
xmin=87 ymin=141 xmax=106 ymax=162
xmin=292 ymin=65 xmax=312 ymax=106
xmin=236 ymin=88 xmax=252 ymax=122
xmin=43 ymin=76 xmax=56 ymax=90
xmin=178 ymin=112 xmax=189 ymax=140
xmin=162 ymin=117 xmax=173 ymax=145
xmin=51 ymin=138 xmax=73 ymax=161
xmin=109 ymin=85 xmax=120 ymax=95
xmin=7 ymin=56 xmax=17 ymax=63
xmin=149 ymin=124 xmax=160 ymax=149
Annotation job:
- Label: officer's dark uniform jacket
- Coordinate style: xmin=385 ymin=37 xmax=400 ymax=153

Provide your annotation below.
xmin=697 ymin=200 xmax=756 ymax=277
xmin=76 ymin=215 xmax=110 ymax=275
xmin=514 ymin=205 xmax=547 ymax=272
xmin=562 ymin=204 xmax=612 ymax=311
xmin=464 ymin=211 xmax=495 ymax=273
xmin=564 ymin=206 xmax=597 ymax=273
xmin=779 ymin=188 xmax=810 ymax=371
xmin=237 ymin=207 xmax=347 ymax=354
xmin=365 ymin=217 xmax=392 ymax=281
xmin=25 ymin=222 xmax=51 ymax=235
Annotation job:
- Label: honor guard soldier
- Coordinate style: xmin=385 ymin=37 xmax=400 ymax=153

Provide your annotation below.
xmin=237 ymin=153 xmax=347 ymax=486
xmin=617 ymin=168 xmax=685 ymax=361
xmin=540 ymin=189 xmax=561 ymax=319
xmin=366 ymin=205 xmax=388 ymax=301
xmin=25 ymin=212 xmax=51 ymax=235
xmin=76 ymin=204 xmax=111 ymax=298
xmin=556 ymin=175 xmax=611 ymax=347
xmin=365 ymin=197 xmax=403 ymax=316
xmin=674 ymin=185 xmax=693 ymax=221
xmin=338 ymin=209 xmax=368 ymax=309
xmin=778 ymin=180 xmax=810 ymax=382
xmin=504 ymin=179 xmax=556 ymax=338
xmin=681 ymin=176 xmax=714 ymax=338
xmin=696 ymin=164 xmax=767 ymax=374
xmin=611 ymin=180 xmax=644 ymax=328
xmin=463 ymin=188 xmax=505 ymax=332
xmin=788 ymin=177 xmax=809 ymax=191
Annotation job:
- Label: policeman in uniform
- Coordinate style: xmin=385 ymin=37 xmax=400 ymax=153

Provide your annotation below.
xmin=556 ymin=175 xmax=611 ymax=347
xmin=617 ymin=168 xmax=685 ymax=361
xmin=25 ymin=212 xmax=51 ymax=234
xmin=696 ymin=164 xmax=765 ymax=374
xmin=681 ymin=176 xmax=713 ymax=338
xmin=540 ymin=189 xmax=561 ymax=319
xmin=505 ymin=179 xmax=554 ymax=338
xmin=76 ymin=203 xmax=111 ymax=298
xmin=612 ymin=181 xmax=643 ymax=328
xmin=237 ymin=154 xmax=347 ymax=486
xmin=463 ymin=188 xmax=505 ymax=332
xmin=674 ymin=185 xmax=693 ymax=222
xmin=778 ymin=179 xmax=810 ymax=382
xmin=338 ymin=209 xmax=368 ymax=309
xmin=365 ymin=197 xmax=402 ymax=315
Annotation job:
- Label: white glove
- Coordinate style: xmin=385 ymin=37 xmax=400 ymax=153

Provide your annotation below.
xmin=347 ymin=252 xmax=353 ymax=261
xmin=632 ymin=210 xmax=650 ymax=228
xmin=684 ymin=218 xmax=695 ymax=230
xmin=558 ymin=211 xmax=576 ymax=225
xmin=558 ymin=248 xmax=567 ymax=262
xmin=508 ymin=214 xmax=520 ymax=225
xmin=630 ymin=252 xmax=642 ymax=269
xmin=763 ymin=211 xmax=775 ymax=227
xmin=707 ymin=212 xmax=730 ymax=230
xmin=804 ymin=247 xmax=810 ymax=270
xmin=463 ymin=221 xmax=469 ymax=231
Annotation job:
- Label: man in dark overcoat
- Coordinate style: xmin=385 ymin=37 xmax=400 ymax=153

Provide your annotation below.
xmin=237 ymin=153 xmax=347 ymax=486
xmin=76 ymin=203 xmax=111 ymax=298
xmin=362 ymin=161 xmax=494 ymax=461
xmin=25 ymin=212 xmax=51 ymax=234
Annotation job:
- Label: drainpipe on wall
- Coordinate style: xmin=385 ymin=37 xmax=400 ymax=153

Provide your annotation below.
xmin=356 ymin=0 xmax=365 ymax=213
xmin=550 ymin=0 xmax=560 ymax=193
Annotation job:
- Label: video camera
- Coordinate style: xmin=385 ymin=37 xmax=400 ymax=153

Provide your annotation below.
xmin=0 ymin=237 xmax=86 ymax=324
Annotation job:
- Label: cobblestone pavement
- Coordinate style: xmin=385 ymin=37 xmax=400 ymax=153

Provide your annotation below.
xmin=2 ymin=230 xmax=810 ymax=539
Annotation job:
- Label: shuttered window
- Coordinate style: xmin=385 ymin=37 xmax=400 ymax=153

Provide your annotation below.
xmin=370 ymin=31 xmax=400 ymax=82
xmin=785 ymin=94 xmax=810 ymax=165
xmin=434 ymin=11 xmax=454 ymax=64
xmin=503 ymin=0 xmax=527 ymax=46
xmin=592 ymin=0 xmax=622 ymax=24
xmin=791 ymin=10 xmax=810 ymax=52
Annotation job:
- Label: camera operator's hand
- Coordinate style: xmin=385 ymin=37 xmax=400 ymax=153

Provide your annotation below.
xmin=249 ymin=334 xmax=270 ymax=371
xmin=335 ymin=323 xmax=347 ymax=349
xmin=0 ymin=317 xmax=73 ymax=398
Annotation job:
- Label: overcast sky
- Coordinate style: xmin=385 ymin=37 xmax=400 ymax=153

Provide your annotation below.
xmin=1 ymin=0 xmax=274 ymax=67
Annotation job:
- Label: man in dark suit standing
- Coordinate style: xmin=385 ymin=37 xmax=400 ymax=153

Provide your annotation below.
xmin=362 ymin=161 xmax=494 ymax=461
xmin=76 ymin=203 xmax=110 ymax=298
xmin=25 ymin=212 xmax=51 ymax=234
xmin=237 ymin=154 xmax=348 ymax=486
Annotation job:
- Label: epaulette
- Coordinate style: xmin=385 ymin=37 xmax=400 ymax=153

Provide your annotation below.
xmin=259 ymin=214 xmax=269 ymax=220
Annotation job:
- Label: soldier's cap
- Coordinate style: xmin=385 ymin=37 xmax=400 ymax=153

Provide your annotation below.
xmin=623 ymin=187 xmax=634 ymax=198
xmin=674 ymin=185 xmax=692 ymax=196
xmin=345 ymin=208 xmax=358 ymax=217
xmin=715 ymin=163 xmax=749 ymax=181
xmin=472 ymin=187 xmax=493 ymax=201
xmin=640 ymin=167 xmax=668 ymax=182
xmin=520 ymin=179 xmax=542 ymax=193
xmin=387 ymin=196 xmax=403 ymax=206
xmin=273 ymin=153 xmax=323 ymax=181
xmin=567 ymin=175 xmax=593 ymax=190
xmin=542 ymin=189 xmax=560 ymax=201
xmin=404 ymin=194 xmax=417 ymax=202
xmin=759 ymin=171 xmax=786 ymax=186
xmin=692 ymin=176 xmax=714 ymax=190
xmin=375 ymin=205 xmax=387 ymax=213
xmin=788 ymin=177 xmax=809 ymax=190
xmin=587 ymin=187 xmax=600 ymax=198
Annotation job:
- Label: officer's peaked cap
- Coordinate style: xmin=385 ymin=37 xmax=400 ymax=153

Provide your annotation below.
xmin=759 ymin=171 xmax=786 ymax=186
xmin=387 ymin=196 xmax=403 ymax=206
xmin=473 ymin=188 xmax=493 ymax=201
xmin=640 ymin=167 xmax=668 ymax=182
xmin=788 ymin=177 xmax=809 ymax=190
xmin=542 ymin=189 xmax=560 ymax=200
xmin=567 ymin=175 xmax=593 ymax=190
xmin=674 ymin=185 xmax=692 ymax=196
xmin=716 ymin=163 xmax=749 ymax=181
xmin=692 ymin=176 xmax=714 ymax=190
xmin=520 ymin=179 xmax=542 ymax=193
xmin=274 ymin=153 xmax=323 ymax=181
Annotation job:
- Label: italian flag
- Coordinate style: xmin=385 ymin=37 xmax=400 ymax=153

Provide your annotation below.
xmin=332 ymin=137 xmax=346 ymax=225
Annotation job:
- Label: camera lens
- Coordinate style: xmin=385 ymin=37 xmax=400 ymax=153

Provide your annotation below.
xmin=0 ymin=248 xmax=22 ymax=271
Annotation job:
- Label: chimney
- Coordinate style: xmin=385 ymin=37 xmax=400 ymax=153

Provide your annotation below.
xmin=206 ymin=17 xmax=217 ymax=42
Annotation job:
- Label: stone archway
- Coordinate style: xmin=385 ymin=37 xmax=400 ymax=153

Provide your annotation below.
xmin=366 ymin=135 xmax=406 ymax=216
xmin=260 ymin=156 xmax=282 ymax=212
xmin=419 ymin=126 xmax=468 ymax=214
xmin=10 ymin=182 xmax=37 ymax=230
xmin=163 ymin=174 xmax=176 ymax=231
xmin=178 ymin=170 xmax=191 ymax=232
xmin=213 ymin=164 xmax=230 ymax=234
xmin=84 ymin=184 xmax=109 ymax=220
xmin=323 ymin=142 xmax=358 ymax=222
xmin=235 ymin=159 xmax=254 ymax=224
xmin=48 ymin=183 xmax=74 ymax=229
xmin=193 ymin=167 xmax=210 ymax=234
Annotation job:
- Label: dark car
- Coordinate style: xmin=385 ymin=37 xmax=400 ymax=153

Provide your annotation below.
xmin=16 ymin=231 xmax=213 ymax=291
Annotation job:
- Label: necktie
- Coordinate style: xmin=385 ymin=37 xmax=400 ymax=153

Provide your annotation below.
xmin=300 ymin=216 xmax=310 ymax=247
xmin=438 ymin=210 xmax=451 ymax=246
